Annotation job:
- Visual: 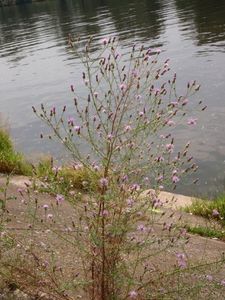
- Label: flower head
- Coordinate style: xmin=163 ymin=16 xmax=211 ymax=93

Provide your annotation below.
xmin=206 ymin=275 xmax=213 ymax=281
xmin=166 ymin=119 xmax=175 ymax=126
xmin=127 ymin=198 xmax=134 ymax=207
xmin=124 ymin=125 xmax=132 ymax=132
xmin=130 ymin=183 xmax=140 ymax=191
xmin=212 ymin=209 xmax=220 ymax=217
xmin=17 ymin=188 xmax=24 ymax=195
xmin=101 ymin=38 xmax=109 ymax=45
xmin=187 ymin=118 xmax=197 ymax=126
xmin=176 ymin=253 xmax=187 ymax=269
xmin=166 ymin=143 xmax=174 ymax=153
xmin=52 ymin=166 xmax=61 ymax=173
xmin=221 ymin=280 xmax=225 ymax=286
xmin=99 ymin=178 xmax=108 ymax=188
xmin=74 ymin=125 xmax=81 ymax=134
xmin=120 ymin=83 xmax=127 ymax=92
xmin=172 ymin=175 xmax=180 ymax=184
xmin=128 ymin=290 xmax=138 ymax=298
xmin=101 ymin=210 xmax=109 ymax=217
xmin=68 ymin=117 xmax=74 ymax=126
xmin=107 ymin=133 xmax=114 ymax=141
xmin=56 ymin=194 xmax=65 ymax=204
xmin=137 ymin=224 xmax=146 ymax=232
xmin=182 ymin=98 xmax=189 ymax=106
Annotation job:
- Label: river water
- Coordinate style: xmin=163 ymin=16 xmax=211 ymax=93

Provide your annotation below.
xmin=0 ymin=0 xmax=225 ymax=197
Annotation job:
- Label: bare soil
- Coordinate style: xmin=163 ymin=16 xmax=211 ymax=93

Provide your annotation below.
xmin=0 ymin=175 xmax=225 ymax=299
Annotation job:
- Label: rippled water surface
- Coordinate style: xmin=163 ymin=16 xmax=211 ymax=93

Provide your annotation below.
xmin=0 ymin=0 xmax=225 ymax=196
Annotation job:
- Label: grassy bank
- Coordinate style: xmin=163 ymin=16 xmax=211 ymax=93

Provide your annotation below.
xmin=0 ymin=129 xmax=32 ymax=175
xmin=185 ymin=195 xmax=225 ymax=225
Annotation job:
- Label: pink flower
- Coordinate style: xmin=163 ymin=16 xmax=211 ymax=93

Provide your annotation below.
xmin=176 ymin=253 xmax=187 ymax=269
xmin=152 ymin=198 xmax=162 ymax=208
xmin=187 ymin=118 xmax=197 ymax=125
xmin=172 ymin=175 xmax=180 ymax=184
xmin=212 ymin=209 xmax=220 ymax=217
xmin=43 ymin=204 xmax=49 ymax=210
xmin=101 ymin=38 xmax=108 ymax=45
xmin=157 ymin=175 xmax=163 ymax=182
xmin=154 ymin=88 xmax=160 ymax=95
xmin=73 ymin=163 xmax=83 ymax=170
xmin=120 ymin=83 xmax=127 ymax=91
xmin=131 ymin=184 xmax=140 ymax=191
xmin=124 ymin=125 xmax=132 ymax=132
xmin=107 ymin=133 xmax=114 ymax=141
xmin=221 ymin=280 xmax=225 ymax=286
xmin=129 ymin=290 xmax=138 ymax=298
xmin=164 ymin=63 xmax=169 ymax=68
xmin=146 ymin=48 xmax=151 ymax=55
xmin=137 ymin=224 xmax=146 ymax=232
xmin=166 ymin=143 xmax=174 ymax=153
xmin=94 ymin=92 xmax=98 ymax=98
xmin=127 ymin=198 xmax=134 ymax=207
xmin=122 ymin=175 xmax=129 ymax=182
xmin=56 ymin=194 xmax=65 ymax=203
xmin=132 ymin=69 xmax=138 ymax=77
xmin=93 ymin=164 xmax=100 ymax=172
xmin=17 ymin=188 xmax=24 ymax=195
xmin=52 ymin=166 xmax=61 ymax=173
xmin=47 ymin=214 xmax=53 ymax=219
xmin=172 ymin=169 xmax=178 ymax=175
xmin=51 ymin=107 xmax=56 ymax=115
xmin=68 ymin=117 xmax=74 ymax=126
xmin=166 ymin=120 xmax=175 ymax=126
xmin=182 ymin=98 xmax=189 ymax=106
xmin=101 ymin=210 xmax=109 ymax=217
xmin=156 ymin=156 xmax=164 ymax=163
xmin=170 ymin=101 xmax=178 ymax=107
xmin=206 ymin=275 xmax=213 ymax=281
xmin=99 ymin=178 xmax=108 ymax=188
xmin=156 ymin=48 xmax=161 ymax=54
xmin=74 ymin=125 xmax=81 ymax=134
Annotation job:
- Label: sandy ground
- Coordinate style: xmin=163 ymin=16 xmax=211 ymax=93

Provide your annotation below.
xmin=0 ymin=175 xmax=225 ymax=299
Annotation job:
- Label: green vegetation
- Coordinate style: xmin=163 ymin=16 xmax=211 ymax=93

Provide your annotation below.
xmin=185 ymin=196 xmax=225 ymax=225
xmin=34 ymin=158 xmax=101 ymax=195
xmin=0 ymin=129 xmax=32 ymax=175
xmin=187 ymin=225 xmax=225 ymax=241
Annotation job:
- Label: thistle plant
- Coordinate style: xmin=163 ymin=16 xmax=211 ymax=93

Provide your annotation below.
xmin=30 ymin=36 xmax=208 ymax=299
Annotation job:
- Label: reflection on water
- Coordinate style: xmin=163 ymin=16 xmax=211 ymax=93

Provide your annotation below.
xmin=175 ymin=0 xmax=225 ymax=49
xmin=0 ymin=0 xmax=225 ymax=197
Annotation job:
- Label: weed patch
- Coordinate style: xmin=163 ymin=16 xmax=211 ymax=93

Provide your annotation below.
xmin=0 ymin=129 xmax=32 ymax=175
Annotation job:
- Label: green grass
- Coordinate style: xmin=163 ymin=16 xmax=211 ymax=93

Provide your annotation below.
xmin=0 ymin=128 xmax=101 ymax=193
xmin=34 ymin=158 xmax=101 ymax=195
xmin=0 ymin=129 xmax=32 ymax=175
xmin=185 ymin=196 xmax=225 ymax=225
xmin=187 ymin=225 xmax=225 ymax=240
